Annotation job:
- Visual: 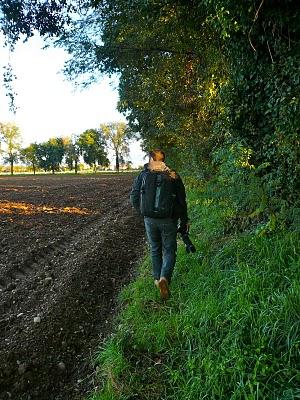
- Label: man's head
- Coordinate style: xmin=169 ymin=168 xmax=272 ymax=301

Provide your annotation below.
xmin=149 ymin=149 xmax=165 ymax=162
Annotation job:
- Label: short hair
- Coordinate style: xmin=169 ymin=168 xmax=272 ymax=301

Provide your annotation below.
xmin=150 ymin=149 xmax=165 ymax=162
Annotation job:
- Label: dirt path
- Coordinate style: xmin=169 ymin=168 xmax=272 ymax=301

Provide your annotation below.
xmin=0 ymin=174 xmax=145 ymax=400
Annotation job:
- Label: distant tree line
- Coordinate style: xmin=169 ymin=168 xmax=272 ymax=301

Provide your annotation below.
xmin=0 ymin=121 xmax=133 ymax=175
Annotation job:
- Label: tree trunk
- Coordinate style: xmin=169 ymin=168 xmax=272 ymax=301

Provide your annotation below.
xmin=10 ymin=158 xmax=13 ymax=176
xmin=52 ymin=165 xmax=55 ymax=174
xmin=75 ymin=158 xmax=78 ymax=174
xmin=115 ymin=151 xmax=120 ymax=172
xmin=33 ymin=162 xmax=36 ymax=175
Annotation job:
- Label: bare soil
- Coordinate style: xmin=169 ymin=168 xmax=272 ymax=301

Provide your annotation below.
xmin=0 ymin=173 xmax=145 ymax=400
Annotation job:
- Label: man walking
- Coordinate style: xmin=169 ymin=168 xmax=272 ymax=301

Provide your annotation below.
xmin=130 ymin=149 xmax=189 ymax=300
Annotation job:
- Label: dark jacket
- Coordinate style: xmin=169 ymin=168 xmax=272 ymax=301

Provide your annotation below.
xmin=130 ymin=164 xmax=189 ymax=224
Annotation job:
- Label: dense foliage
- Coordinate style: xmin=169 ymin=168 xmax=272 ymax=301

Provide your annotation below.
xmin=0 ymin=0 xmax=81 ymax=44
xmin=58 ymin=0 xmax=299 ymax=227
xmin=35 ymin=137 xmax=65 ymax=174
xmin=77 ymin=128 xmax=109 ymax=171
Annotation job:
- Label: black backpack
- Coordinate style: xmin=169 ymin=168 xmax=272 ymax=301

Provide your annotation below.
xmin=140 ymin=171 xmax=177 ymax=218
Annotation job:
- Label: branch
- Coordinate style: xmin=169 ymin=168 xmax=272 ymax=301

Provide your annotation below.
xmin=248 ymin=0 xmax=265 ymax=52
xmin=253 ymin=0 xmax=265 ymax=23
xmin=98 ymin=44 xmax=200 ymax=58
xmin=266 ymin=40 xmax=274 ymax=63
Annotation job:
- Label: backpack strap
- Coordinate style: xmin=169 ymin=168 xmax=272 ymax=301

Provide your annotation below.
xmin=154 ymin=173 xmax=162 ymax=211
xmin=140 ymin=171 xmax=148 ymax=194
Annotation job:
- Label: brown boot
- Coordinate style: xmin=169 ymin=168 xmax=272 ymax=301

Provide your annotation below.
xmin=158 ymin=277 xmax=169 ymax=300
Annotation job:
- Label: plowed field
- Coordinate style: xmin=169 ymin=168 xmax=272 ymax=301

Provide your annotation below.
xmin=0 ymin=173 xmax=145 ymax=400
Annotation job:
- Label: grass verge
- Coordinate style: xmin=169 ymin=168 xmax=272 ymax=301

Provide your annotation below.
xmin=88 ymin=182 xmax=300 ymax=400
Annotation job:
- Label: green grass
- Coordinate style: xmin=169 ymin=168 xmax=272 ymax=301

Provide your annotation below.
xmin=87 ymin=182 xmax=300 ymax=400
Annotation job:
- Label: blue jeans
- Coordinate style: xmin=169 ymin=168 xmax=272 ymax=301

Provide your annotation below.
xmin=144 ymin=217 xmax=178 ymax=283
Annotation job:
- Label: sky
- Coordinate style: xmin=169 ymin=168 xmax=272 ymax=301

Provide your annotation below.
xmin=0 ymin=34 xmax=146 ymax=167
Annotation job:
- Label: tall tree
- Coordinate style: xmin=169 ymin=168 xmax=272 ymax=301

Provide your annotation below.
xmin=0 ymin=122 xmax=22 ymax=175
xmin=36 ymin=137 xmax=65 ymax=174
xmin=59 ymin=0 xmax=300 ymax=204
xmin=77 ymin=129 xmax=109 ymax=171
xmin=100 ymin=122 xmax=131 ymax=172
xmin=64 ymin=135 xmax=80 ymax=174
xmin=20 ymin=143 xmax=39 ymax=174
xmin=58 ymin=1 xmax=224 ymax=171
